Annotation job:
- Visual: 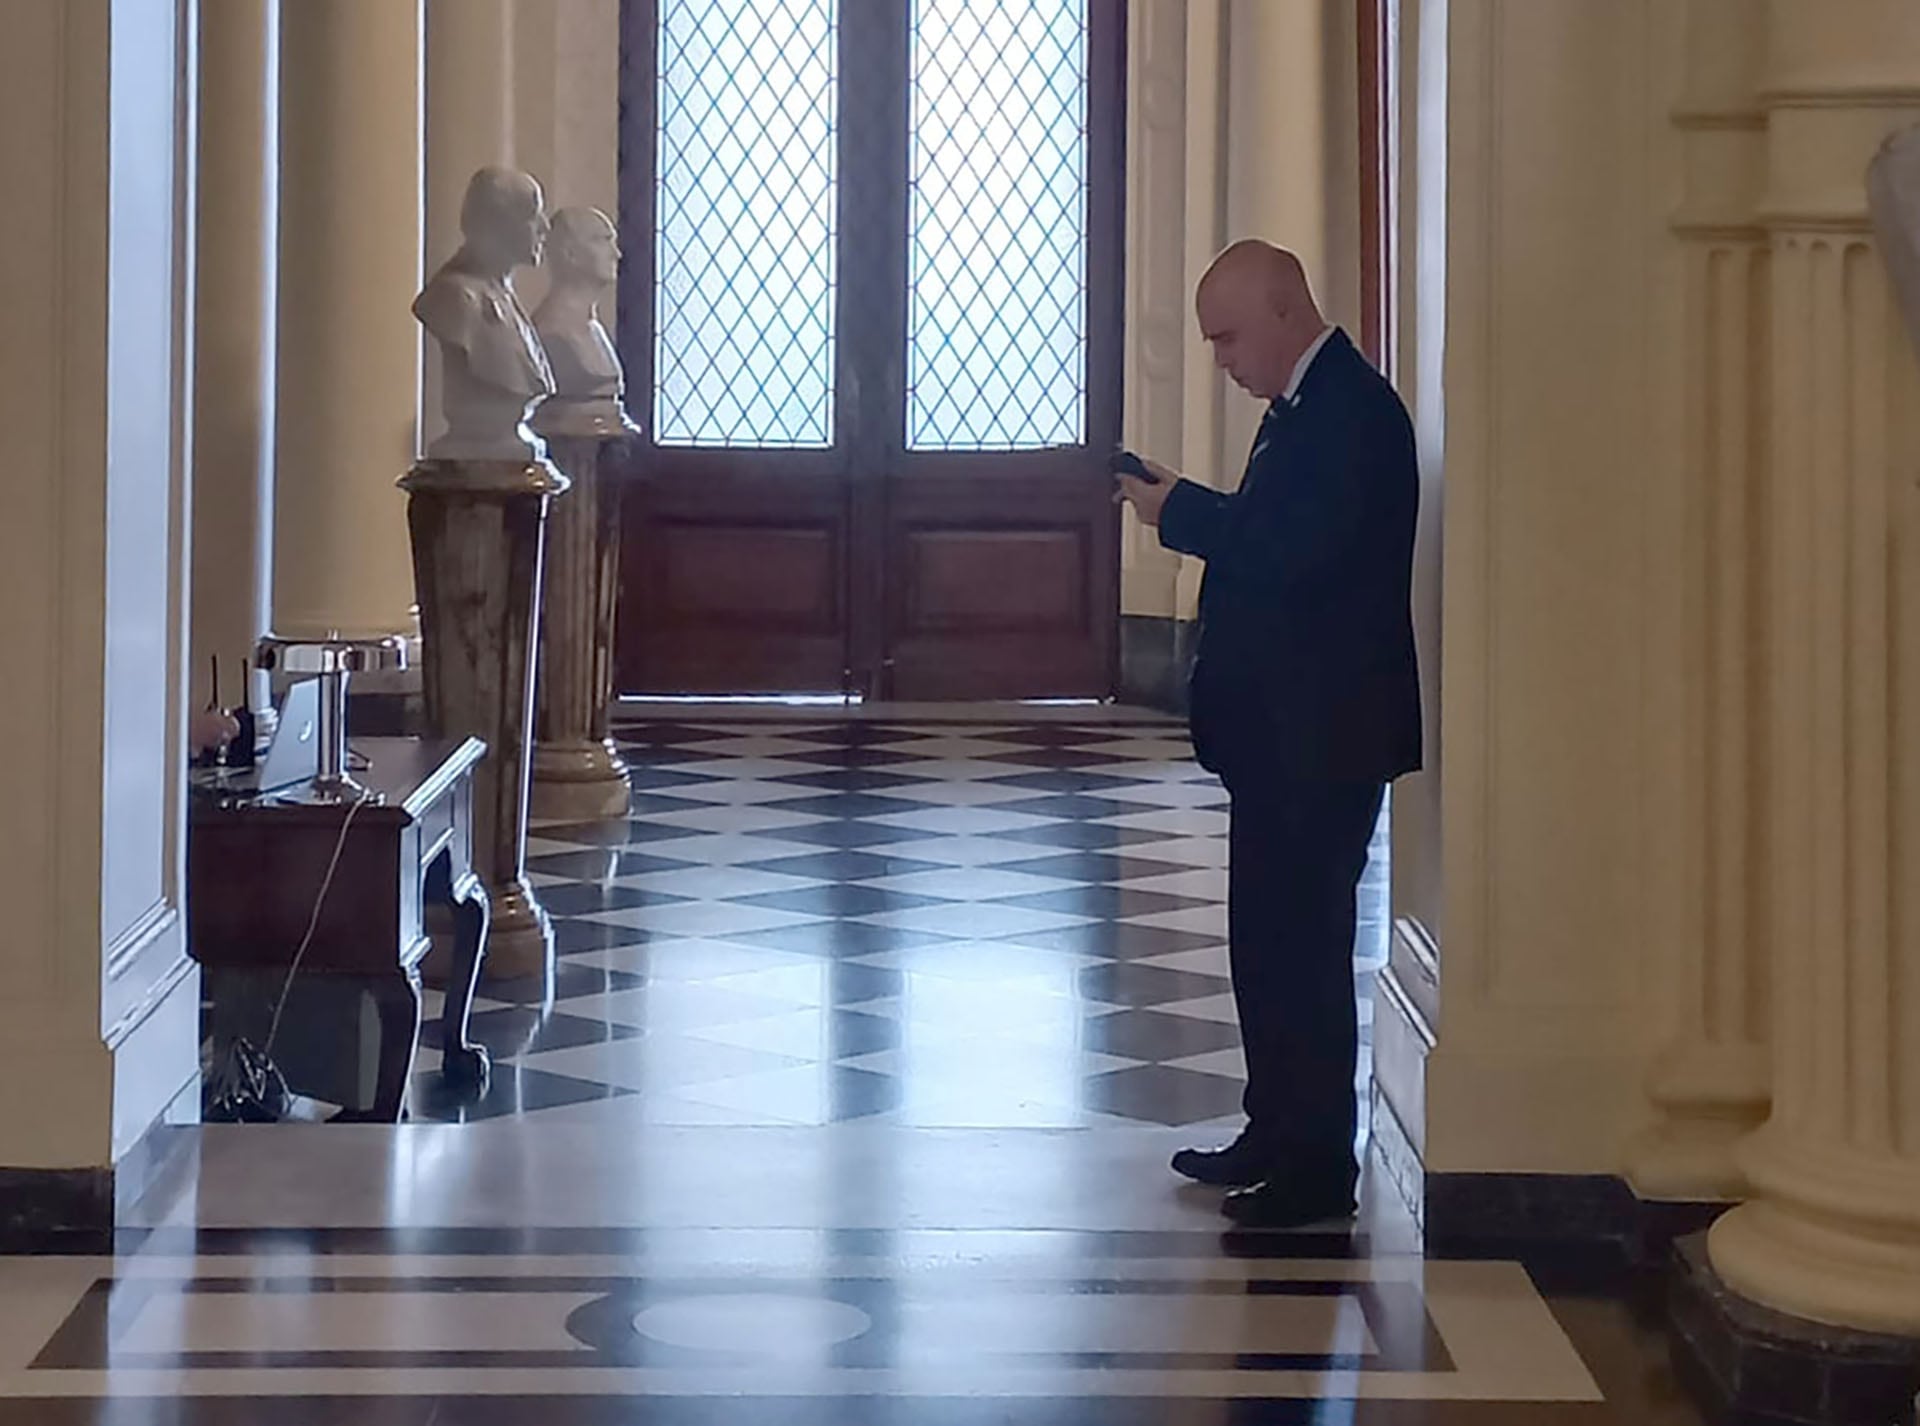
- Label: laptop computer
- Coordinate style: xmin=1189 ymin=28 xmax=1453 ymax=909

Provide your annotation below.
xmin=256 ymin=677 xmax=321 ymax=796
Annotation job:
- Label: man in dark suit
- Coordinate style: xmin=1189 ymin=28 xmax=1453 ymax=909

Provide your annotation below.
xmin=1115 ymin=240 xmax=1422 ymax=1230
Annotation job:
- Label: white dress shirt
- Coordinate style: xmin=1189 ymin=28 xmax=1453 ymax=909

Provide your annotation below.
xmin=1281 ymin=324 xmax=1338 ymax=405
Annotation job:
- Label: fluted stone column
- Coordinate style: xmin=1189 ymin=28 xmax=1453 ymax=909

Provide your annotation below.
xmin=190 ymin=0 xmax=278 ymax=717
xmin=1704 ymin=1 xmax=1920 ymax=1336
xmin=1627 ymin=0 xmax=1772 ymax=1202
xmin=272 ymin=0 xmax=422 ymax=640
xmin=529 ymin=417 xmax=638 ymax=822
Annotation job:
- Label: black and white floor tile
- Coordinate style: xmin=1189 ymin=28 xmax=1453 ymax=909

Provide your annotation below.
xmin=407 ymin=717 xmax=1392 ymax=1133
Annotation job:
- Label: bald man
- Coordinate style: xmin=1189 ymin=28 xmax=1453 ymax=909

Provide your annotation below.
xmin=1116 ymin=242 xmax=1421 ymax=1230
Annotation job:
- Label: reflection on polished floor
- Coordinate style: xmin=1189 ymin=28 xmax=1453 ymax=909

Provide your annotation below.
xmin=408 ymin=715 xmax=1385 ymax=1132
xmin=0 ymin=714 xmax=1708 ymax=1422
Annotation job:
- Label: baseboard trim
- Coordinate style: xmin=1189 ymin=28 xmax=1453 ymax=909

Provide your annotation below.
xmin=1117 ymin=614 xmax=1196 ymax=715
xmin=0 ymin=1168 xmax=113 ymax=1254
xmin=1424 ymin=1171 xmax=1641 ymax=1280
xmin=0 ymin=1085 xmax=196 ymax=1254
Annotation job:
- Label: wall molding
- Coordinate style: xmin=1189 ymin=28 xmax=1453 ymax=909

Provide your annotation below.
xmin=1669 ymin=106 xmax=1765 ymax=131
xmin=103 ymin=900 xmax=179 ymax=985
xmin=1668 ymin=220 xmax=1766 ymax=241
xmin=1756 ymin=210 xmax=1878 ymax=234
xmin=1761 ymin=85 xmax=1920 ymax=110
xmin=101 ymin=950 xmax=193 ymax=1053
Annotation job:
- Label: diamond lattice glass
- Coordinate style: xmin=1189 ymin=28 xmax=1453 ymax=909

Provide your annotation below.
xmin=907 ymin=0 xmax=1088 ymax=452
xmin=654 ymin=0 xmax=837 ymax=447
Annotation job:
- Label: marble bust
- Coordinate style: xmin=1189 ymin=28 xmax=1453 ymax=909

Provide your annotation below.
xmin=533 ymin=206 xmax=633 ymax=436
xmin=1868 ymin=122 xmax=1920 ymax=358
xmin=413 ymin=166 xmax=556 ymax=462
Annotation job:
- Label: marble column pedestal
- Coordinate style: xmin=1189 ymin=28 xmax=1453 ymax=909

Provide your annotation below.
xmin=529 ymin=402 xmax=640 ymax=823
xmin=401 ymin=456 xmax=570 ymax=985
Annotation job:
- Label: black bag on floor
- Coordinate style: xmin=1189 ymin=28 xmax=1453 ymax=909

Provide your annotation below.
xmin=202 ymin=1035 xmax=291 ymax=1124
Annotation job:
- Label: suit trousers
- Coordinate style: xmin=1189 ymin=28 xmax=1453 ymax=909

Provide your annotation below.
xmin=1225 ymin=776 xmax=1385 ymax=1188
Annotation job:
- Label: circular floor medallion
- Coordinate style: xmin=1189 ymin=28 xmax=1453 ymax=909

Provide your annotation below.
xmin=633 ymin=1293 xmax=872 ymax=1356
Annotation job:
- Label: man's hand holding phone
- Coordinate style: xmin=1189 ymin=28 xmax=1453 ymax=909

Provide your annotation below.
xmin=1110 ymin=448 xmax=1178 ymax=526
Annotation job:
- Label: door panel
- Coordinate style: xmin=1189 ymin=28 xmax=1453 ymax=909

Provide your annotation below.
xmin=657 ymin=527 xmax=840 ymax=628
xmin=615 ymin=0 xmax=1123 ymax=700
xmin=900 ymin=530 xmax=1087 ymax=634
xmin=621 ymin=460 xmax=849 ymax=693
xmin=883 ymin=462 xmax=1113 ymax=698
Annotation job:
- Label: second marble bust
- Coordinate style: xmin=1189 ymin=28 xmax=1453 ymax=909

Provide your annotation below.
xmin=414 ymin=166 xmax=557 ymax=462
xmin=533 ymin=206 xmax=632 ymax=436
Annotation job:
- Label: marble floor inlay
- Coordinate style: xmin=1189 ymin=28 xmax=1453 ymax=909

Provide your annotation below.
xmin=0 ymin=713 xmax=1710 ymax=1422
xmin=10 ymin=1249 xmax=1594 ymax=1398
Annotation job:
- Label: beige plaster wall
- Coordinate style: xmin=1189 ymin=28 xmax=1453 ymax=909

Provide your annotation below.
xmin=1421 ymin=0 xmax=1670 ymax=1172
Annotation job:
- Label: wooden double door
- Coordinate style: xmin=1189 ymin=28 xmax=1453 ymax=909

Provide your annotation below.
xmin=613 ymin=0 xmax=1124 ymax=699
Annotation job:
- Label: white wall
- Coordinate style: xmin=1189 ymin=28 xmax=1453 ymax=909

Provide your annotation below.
xmin=0 ymin=0 xmax=199 ymax=1169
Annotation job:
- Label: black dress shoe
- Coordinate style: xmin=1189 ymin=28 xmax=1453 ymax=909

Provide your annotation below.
xmin=1171 ymin=1135 xmax=1274 ymax=1187
xmin=1220 ymin=1178 xmax=1357 ymax=1230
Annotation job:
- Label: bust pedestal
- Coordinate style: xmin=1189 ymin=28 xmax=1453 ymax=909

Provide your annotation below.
xmin=529 ymin=399 xmax=640 ymax=822
xmin=400 ymin=456 xmax=570 ymax=986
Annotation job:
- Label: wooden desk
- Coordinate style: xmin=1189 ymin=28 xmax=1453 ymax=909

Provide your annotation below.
xmin=189 ymin=737 xmax=491 ymax=1120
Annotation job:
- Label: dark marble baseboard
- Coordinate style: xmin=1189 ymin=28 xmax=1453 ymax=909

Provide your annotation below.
xmin=1116 ymin=614 xmax=1196 ymax=716
xmin=1424 ymin=1175 xmax=1732 ymax=1299
xmin=1669 ymin=1233 xmax=1920 ymax=1426
xmin=0 ymin=1169 xmax=113 ymax=1254
xmin=0 ymin=1087 xmax=196 ymax=1254
xmin=1425 ymin=1172 xmax=1642 ymax=1292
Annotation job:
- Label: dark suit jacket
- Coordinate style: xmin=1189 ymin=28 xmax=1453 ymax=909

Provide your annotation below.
xmin=1157 ymin=328 xmax=1423 ymax=788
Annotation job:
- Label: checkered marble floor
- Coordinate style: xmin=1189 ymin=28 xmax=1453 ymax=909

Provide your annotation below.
xmin=410 ymin=716 xmax=1391 ymax=1130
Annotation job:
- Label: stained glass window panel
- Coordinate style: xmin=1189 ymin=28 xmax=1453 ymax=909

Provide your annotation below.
xmin=654 ymin=0 xmax=836 ymax=447
xmin=908 ymin=0 xmax=1088 ymax=452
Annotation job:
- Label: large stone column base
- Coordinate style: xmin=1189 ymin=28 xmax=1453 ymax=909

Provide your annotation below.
xmin=1669 ymin=1234 xmax=1920 ymax=1426
xmin=483 ymin=881 xmax=555 ymax=984
xmin=529 ymin=738 xmax=631 ymax=822
xmin=423 ymin=875 xmax=553 ymax=988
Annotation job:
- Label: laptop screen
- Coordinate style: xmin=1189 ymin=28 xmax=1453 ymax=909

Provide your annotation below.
xmin=257 ymin=678 xmax=321 ymax=794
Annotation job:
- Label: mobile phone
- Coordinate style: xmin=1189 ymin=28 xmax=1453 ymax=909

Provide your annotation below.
xmin=1108 ymin=449 xmax=1161 ymax=483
